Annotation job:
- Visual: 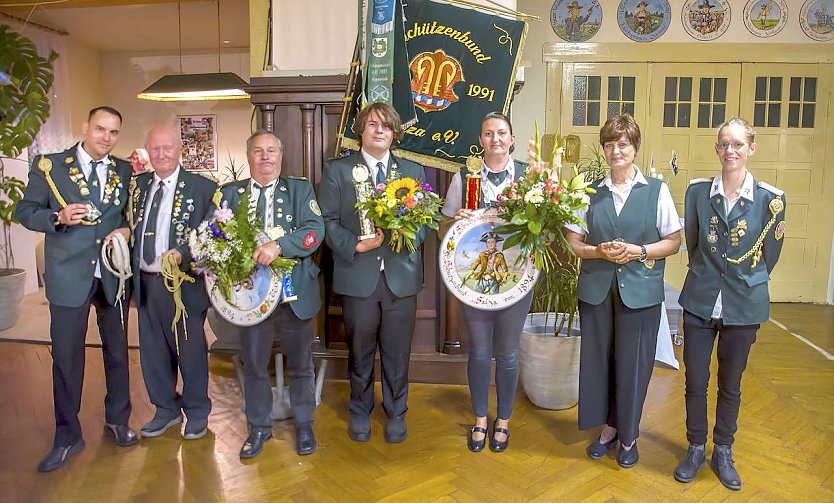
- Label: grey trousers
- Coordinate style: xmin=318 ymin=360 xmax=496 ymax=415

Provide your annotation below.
xmin=460 ymin=291 xmax=533 ymax=420
xmin=578 ymin=282 xmax=661 ymax=446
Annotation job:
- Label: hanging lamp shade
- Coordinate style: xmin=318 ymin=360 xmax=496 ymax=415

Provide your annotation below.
xmin=137 ymin=72 xmax=249 ymax=102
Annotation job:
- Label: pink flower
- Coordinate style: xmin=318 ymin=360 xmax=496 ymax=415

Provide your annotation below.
xmin=404 ymin=197 xmax=416 ymax=209
xmin=129 ymin=148 xmax=149 ymax=175
xmin=496 ymin=194 xmax=506 ymax=202
xmin=214 ymin=207 xmax=234 ymax=222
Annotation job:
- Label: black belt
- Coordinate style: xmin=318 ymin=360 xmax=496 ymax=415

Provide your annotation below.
xmin=140 ymin=271 xmax=163 ymax=277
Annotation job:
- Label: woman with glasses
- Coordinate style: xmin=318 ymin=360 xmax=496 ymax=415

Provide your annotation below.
xmin=440 ymin=112 xmax=531 ymax=453
xmin=674 ymin=117 xmax=786 ymax=491
xmin=565 ymin=114 xmax=682 ymax=468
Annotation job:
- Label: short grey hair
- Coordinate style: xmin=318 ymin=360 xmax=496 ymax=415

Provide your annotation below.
xmin=718 ymin=117 xmax=755 ymax=144
xmin=246 ymin=129 xmax=284 ymax=152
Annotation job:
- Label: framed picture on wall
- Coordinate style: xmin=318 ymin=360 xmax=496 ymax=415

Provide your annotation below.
xmin=178 ymin=114 xmax=217 ymax=171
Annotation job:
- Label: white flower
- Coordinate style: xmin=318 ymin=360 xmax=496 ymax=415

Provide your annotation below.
xmin=524 ymin=188 xmax=545 ymax=204
xmin=267 ymin=227 xmax=285 ymax=240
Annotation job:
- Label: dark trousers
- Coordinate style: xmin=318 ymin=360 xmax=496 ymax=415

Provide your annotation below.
xmin=240 ymin=303 xmax=315 ymax=430
xmin=461 ymin=291 xmax=533 ymax=420
xmin=137 ymin=273 xmax=210 ymax=422
xmin=48 ymin=278 xmax=130 ymax=447
xmin=578 ymin=282 xmax=661 ymax=446
xmin=682 ymin=311 xmax=758 ymax=446
xmin=343 ymin=272 xmax=417 ymax=420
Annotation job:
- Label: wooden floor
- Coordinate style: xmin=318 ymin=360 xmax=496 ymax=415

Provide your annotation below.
xmin=0 ymin=303 xmax=832 ymax=502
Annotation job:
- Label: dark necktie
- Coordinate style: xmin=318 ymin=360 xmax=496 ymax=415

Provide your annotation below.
xmin=486 ymin=170 xmax=509 ymax=186
xmin=143 ymin=181 xmax=165 ymax=265
xmin=89 ymin=160 xmax=102 ymax=204
xmin=254 ymin=182 xmax=273 ymax=220
xmin=375 ymin=161 xmax=386 ymax=186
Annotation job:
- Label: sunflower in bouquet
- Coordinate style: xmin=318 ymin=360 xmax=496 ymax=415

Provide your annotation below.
xmin=494 ymin=124 xmax=596 ymax=272
xmin=356 ymin=177 xmax=443 ymax=254
xmin=188 ymin=195 xmax=296 ymax=304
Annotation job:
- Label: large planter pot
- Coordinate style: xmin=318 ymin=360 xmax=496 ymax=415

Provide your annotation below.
xmin=519 ymin=312 xmax=581 ymax=410
xmin=206 ymin=307 xmax=245 ymax=352
xmin=0 ymin=268 xmax=26 ymax=331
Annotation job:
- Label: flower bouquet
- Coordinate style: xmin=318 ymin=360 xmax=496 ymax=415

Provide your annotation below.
xmin=188 ymin=196 xmax=296 ymax=305
xmin=128 ymin=148 xmax=150 ymax=175
xmin=355 ymin=177 xmax=443 ymax=254
xmin=494 ymin=124 xmax=596 ymax=272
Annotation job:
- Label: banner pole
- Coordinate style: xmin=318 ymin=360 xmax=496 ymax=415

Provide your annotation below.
xmin=335 ymin=34 xmax=361 ymax=156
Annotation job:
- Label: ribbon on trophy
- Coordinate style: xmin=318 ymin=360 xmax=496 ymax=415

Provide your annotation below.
xmin=464 ymin=155 xmax=483 ymax=211
xmin=352 ymin=163 xmax=377 ymax=240
xmin=38 ymin=155 xmax=101 ymax=225
xmin=254 ymin=182 xmax=297 ymax=303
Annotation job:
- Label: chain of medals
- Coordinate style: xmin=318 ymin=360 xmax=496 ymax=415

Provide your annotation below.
xmin=37 ymin=155 xmax=99 ymax=226
xmin=725 ymin=196 xmax=784 ymax=268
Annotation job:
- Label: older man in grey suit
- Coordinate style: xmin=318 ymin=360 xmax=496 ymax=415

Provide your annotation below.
xmin=132 ymin=126 xmax=218 ymax=441
xmin=318 ymin=102 xmax=427 ymax=444
xmin=16 ymin=106 xmax=138 ymax=472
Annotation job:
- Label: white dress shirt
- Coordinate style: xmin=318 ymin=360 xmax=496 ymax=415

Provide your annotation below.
xmin=76 ymin=144 xmax=112 ymax=278
xmin=140 ymin=167 xmax=180 ymax=272
xmin=441 ymin=157 xmax=516 ymax=217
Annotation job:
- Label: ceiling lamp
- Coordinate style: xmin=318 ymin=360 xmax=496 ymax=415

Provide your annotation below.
xmin=137 ymin=1 xmax=248 ymax=102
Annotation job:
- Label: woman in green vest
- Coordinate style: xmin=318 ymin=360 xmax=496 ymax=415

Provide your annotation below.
xmin=441 ymin=112 xmax=531 ymax=453
xmin=565 ymin=114 xmax=682 ymax=468
xmin=674 ymin=117 xmax=786 ymax=491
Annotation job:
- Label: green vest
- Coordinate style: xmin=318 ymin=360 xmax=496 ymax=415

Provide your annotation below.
xmin=578 ymin=177 xmax=665 ymax=309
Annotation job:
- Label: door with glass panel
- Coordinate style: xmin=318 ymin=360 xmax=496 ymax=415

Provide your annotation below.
xmin=740 ymin=64 xmax=828 ymax=302
xmin=642 ymin=63 xmax=742 ymax=287
xmin=560 ymin=63 xmax=649 ymax=170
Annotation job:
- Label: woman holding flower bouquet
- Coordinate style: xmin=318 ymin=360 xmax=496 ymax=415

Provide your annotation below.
xmin=440 ymin=112 xmax=532 ymax=453
xmin=565 ymin=114 xmax=682 ymax=468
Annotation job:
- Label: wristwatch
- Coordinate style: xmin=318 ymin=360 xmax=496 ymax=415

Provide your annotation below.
xmin=638 ymin=245 xmax=648 ymax=262
xmin=49 ymin=211 xmax=61 ymax=227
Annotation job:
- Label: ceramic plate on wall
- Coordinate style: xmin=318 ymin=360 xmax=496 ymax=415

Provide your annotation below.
xmin=681 ymin=0 xmax=732 ymax=41
xmin=618 ymin=0 xmax=672 ymax=42
xmin=439 ymin=209 xmax=539 ymax=311
xmin=743 ymin=0 xmax=788 ymax=38
xmin=550 ymin=0 xmax=603 ymax=43
xmin=800 ymin=0 xmax=834 ymax=41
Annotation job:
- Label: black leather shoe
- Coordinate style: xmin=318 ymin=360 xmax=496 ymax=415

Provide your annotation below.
xmin=711 ymin=444 xmax=742 ymax=490
xmin=587 ymin=434 xmax=618 ymax=460
xmin=348 ymin=415 xmax=370 ymax=442
xmin=489 ymin=419 xmax=509 ymax=452
xmin=674 ymin=444 xmax=706 ymax=483
xmin=37 ymin=439 xmax=85 ymax=473
xmin=295 ymin=424 xmax=317 ymax=456
xmin=384 ymin=417 xmax=407 ymax=444
xmin=468 ymin=426 xmax=487 ymax=452
xmin=617 ymin=441 xmax=639 ymax=468
xmin=240 ymin=429 xmax=272 ymax=459
xmin=141 ymin=414 xmax=182 ymax=438
xmin=104 ymin=423 xmax=139 ymax=447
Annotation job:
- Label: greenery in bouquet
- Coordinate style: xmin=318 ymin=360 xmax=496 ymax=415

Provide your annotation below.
xmin=494 ymin=124 xmax=596 ymax=272
xmin=188 ymin=196 xmax=296 ymax=302
xmin=355 ymin=177 xmax=443 ymax=254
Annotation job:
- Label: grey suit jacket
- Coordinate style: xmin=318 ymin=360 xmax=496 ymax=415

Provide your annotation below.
xmin=317 ymin=151 xmax=427 ymax=298
xmin=131 ymin=169 xmax=218 ymax=313
xmin=220 ymin=177 xmax=324 ymax=321
xmin=16 ymin=145 xmax=132 ymax=308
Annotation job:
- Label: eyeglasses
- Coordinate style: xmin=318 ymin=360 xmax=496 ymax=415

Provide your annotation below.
xmin=716 ymin=141 xmax=748 ymax=152
xmin=603 ymin=141 xmax=632 ymax=151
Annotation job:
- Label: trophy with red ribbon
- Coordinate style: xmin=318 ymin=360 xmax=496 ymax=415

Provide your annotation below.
xmin=464 ymin=155 xmax=483 ymax=211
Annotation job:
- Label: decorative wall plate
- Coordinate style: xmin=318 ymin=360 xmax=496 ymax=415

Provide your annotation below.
xmin=618 ymin=0 xmax=672 ymax=42
xmin=206 ymin=264 xmax=283 ymax=326
xmin=743 ymin=0 xmax=788 ymax=37
xmin=550 ymin=0 xmax=603 ymax=43
xmin=800 ymin=0 xmax=834 ymax=42
xmin=681 ymin=0 xmax=732 ymax=41
xmin=439 ymin=209 xmax=539 ymax=311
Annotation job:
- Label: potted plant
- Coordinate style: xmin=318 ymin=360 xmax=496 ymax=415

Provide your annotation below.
xmin=0 ymin=26 xmax=57 ymax=330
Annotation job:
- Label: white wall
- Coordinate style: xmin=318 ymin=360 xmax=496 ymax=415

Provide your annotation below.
xmin=101 ymin=49 xmax=254 ymax=180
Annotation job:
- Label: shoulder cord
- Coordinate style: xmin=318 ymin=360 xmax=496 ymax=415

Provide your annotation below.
xmin=38 ymin=155 xmax=98 ymax=226
xmin=160 ymin=253 xmax=195 ymax=355
xmin=726 ymin=196 xmax=782 ymax=268
xmin=100 ymin=232 xmax=132 ymax=329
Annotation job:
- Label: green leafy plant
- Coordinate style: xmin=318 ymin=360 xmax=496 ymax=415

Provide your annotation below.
xmin=531 ymin=256 xmax=580 ymax=336
xmin=0 ymin=26 xmax=58 ymax=271
xmin=574 ymin=143 xmax=607 ymax=183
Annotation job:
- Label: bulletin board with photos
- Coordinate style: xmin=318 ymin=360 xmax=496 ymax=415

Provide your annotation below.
xmin=179 ymin=114 xmax=217 ymax=172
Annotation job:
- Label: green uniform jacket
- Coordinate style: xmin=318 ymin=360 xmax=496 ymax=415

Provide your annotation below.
xmin=220 ymin=177 xmax=324 ymax=321
xmin=317 ymin=151 xmax=427 ymax=298
xmin=15 ymin=145 xmax=132 ymax=308
xmin=679 ymin=177 xmax=786 ymax=325
xmin=131 ymin=169 xmax=217 ymax=313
